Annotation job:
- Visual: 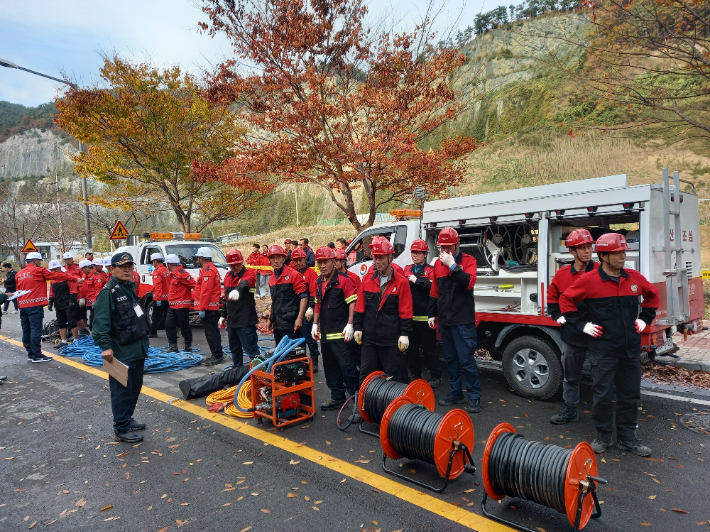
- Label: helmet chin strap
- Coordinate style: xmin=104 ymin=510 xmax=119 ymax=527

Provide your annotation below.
xmin=571 ymin=248 xmax=589 ymax=269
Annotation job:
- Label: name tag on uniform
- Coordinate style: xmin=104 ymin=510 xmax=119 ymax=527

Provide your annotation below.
xmin=134 ymin=304 xmax=144 ymax=317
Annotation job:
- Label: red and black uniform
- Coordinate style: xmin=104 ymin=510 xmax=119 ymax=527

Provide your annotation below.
xmin=65 ymin=262 xmax=82 ymax=324
xmin=247 ymin=251 xmax=261 ymax=266
xmin=149 ymin=263 xmax=171 ymax=336
xmin=297 ymin=265 xmax=320 ymax=364
xmin=428 ymin=251 xmax=482 ymax=401
xmin=353 ymin=267 xmax=412 ymax=383
xmin=343 ymin=269 xmax=361 ymax=291
xmin=49 ymin=278 xmax=77 ymax=330
xmin=403 ymin=263 xmax=441 ymax=383
xmin=547 ymin=261 xmax=598 ymax=347
xmin=315 ymin=271 xmax=359 ymax=400
xmin=166 ymin=266 xmax=196 ymax=349
xmin=16 ymin=264 xmax=80 ymax=360
xmin=221 ymin=266 xmax=259 ymax=363
xmin=196 ymin=262 xmax=223 ymax=358
xmin=269 ymin=264 xmax=308 ymax=344
xmin=560 ymin=267 xmax=660 ymax=441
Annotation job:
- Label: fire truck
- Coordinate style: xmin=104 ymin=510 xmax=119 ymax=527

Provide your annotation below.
xmin=346 ymin=170 xmax=703 ymax=399
xmin=113 ymin=232 xmax=228 ymax=329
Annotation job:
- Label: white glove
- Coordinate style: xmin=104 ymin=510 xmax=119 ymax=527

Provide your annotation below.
xmin=343 ymin=323 xmax=354 ymax=342
xmin=556 ymin=316 xmax=566 ymax=325
xmin=228 ymin=289 xmax=239 ymax=301
xmin=311 ymin=323 xmax=320 ymax=340
xmin=635 ymin=319 xmax=646 ymax=333
xmin=583 ymin=323 xmax=603 ymax=338
xmin=398 ymin=335 xmax=409 ymax=351
xmin=428 ymin=317 xmax=438 ymax=329
xmin=407 ymin=275 xmax=417 ymax=283
xmin=354 ymin=331 xmax=363 ymax=345
xmin=79 ymin=298 xmax=86 ymax=307
xmin=440 ymin=251 xmax=455 ymax=268
xmin=218 ymin=317 xmax=226 ymax=328
xmin=305 ymin=307 xmax=314 ymax=321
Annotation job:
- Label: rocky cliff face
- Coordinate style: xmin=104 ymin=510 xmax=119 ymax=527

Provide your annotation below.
xmin=0 ymin=128 xmax=76 ymax=178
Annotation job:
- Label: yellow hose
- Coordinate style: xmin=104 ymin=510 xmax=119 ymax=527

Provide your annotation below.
xmin=206 ymin=382 xmax=254 ymax=418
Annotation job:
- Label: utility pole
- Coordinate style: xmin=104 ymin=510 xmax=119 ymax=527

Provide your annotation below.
xmin=78 ymin=140 xmax=92 ymax=250
xmin=54 ymin=167 xmax=66 ymax=252
xmin=294 ymin=184 xmax=300 ymax=226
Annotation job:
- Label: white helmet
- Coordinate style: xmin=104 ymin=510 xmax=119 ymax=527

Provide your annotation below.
xmin=48 ymin=260 xmax=62 ymax=270
xmin=26 ymin=252 xmax=42 ymax=261
xmin=150 ymin=252 xmax=164 ymax=262
xmin=92 ymin=258 xmax=104 ymax=266
xmin=195 ymin=247 xmax=213 ymax=259
xmin=63 ymin=252 xmax=74 ymax=260
xmin=79 ymin=259 xmax=93 ymax=268
xmin=165 ymin=254 xmax=181 ymax=264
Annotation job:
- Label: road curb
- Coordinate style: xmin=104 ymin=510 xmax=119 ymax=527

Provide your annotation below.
xmin=671 ymin=357 xmax=710 ymax=372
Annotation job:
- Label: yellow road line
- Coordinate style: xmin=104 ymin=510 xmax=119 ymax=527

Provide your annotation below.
xmin=0 ymin=334 xmax=513 ymax=532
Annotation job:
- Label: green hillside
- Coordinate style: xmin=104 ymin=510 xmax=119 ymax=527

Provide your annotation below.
xmin=0 ymin=100 xmax=61 ymax=142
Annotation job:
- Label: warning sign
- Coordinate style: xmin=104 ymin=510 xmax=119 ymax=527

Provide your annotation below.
xmin=21 ymin=239 xmax=38 ymax=253
xmin=110 ymin=221 xmax=129 ymax=240
xmin=703 ymin=270 xmax=710 ymax=280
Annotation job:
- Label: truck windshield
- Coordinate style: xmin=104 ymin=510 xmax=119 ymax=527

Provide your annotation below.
xmin=165 ymin=244 xmax=227 ymax=269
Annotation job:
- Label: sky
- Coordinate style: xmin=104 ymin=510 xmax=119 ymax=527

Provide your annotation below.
xmin=0 ymin=0 xmax=503 ymax=108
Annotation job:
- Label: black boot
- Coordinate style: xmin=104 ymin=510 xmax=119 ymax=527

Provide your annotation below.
xmin=167 ymin=343 xmax=179 ymax=353
xmin=550 ymin=402 xmax=579 ymax=425
xmin=203 ymin=354 xmax=225 ymax=367
xmin=183 ymin=341 xmax=192 ymax=352
xmin=114 ymin=429 xmax=143 ymax=443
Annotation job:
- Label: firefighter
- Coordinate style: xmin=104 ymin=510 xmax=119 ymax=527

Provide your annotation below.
xmin=219 ymin=249 xmax=260 ymax=366
xmin=353 ymin=237 xmax=413 ymax=383
xmin=16 ymin=252 xmax=82 ymax=362
xmin=290 ymin=246 xmax=320 ymax=371
xmin=561 ymin=233 xmax=659 ymax=456
xmin=48 ymin=260 xmax=76 ymax=350
xmin=63 ymin=251 xmax=82 ymax=340
xmin=266 ymin=245 xmax=309 ymax=345
xmin=428 ymin=227 xmax=482 ymax=414
xmin=195 ymin=247 xmax=224 ymax=366
xmin=547 ymin=229 xmax=597 ymax=425
xmin=312 ymin=246 xmax=360 ymax=410
xmin=334 ymin=248 xmax=361 ymax=290
xmin=165 ymin=254 xmax=196 ymax=353
xmin=77 ymin=259 xmax=95 ymax=331
xmin=404 ymin=239 xmax=442 ymax=387
xmin=149 ymin=253 xmax=170 ymax=338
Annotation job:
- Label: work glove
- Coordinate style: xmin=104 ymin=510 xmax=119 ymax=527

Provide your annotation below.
xmin=228 ymin=289 xmax=240 ymax=301
xmin=556 ymin=316 xmax=566 ymax=325
xmin=305 ymin=307 xmax=314 ymax=321
xmin=583 ymin=323 xmax=603 ymax=338
xmin=343 ymin=323 xmax=354 ymax=342
xmin=78 ymin=298 xmax=86 ymax=307
xmin=354 ymin=331 xmax=363 ymax=345
xmin=311 ymin=323 xmax=320 ymax=340
xmin=398 ymin=336 xmax=409 ymax=352
xmin=407 ymin=274 xmax=417 ymax=283
xmin=635 ymin=319 xmax=646 ymax=333
xmin=147 ymin=266 xmax=153 ymax=273
xmin=199 ymin=311 xmax=206 ymax=319
xmin=155 ymin=300 xmax=161 ymax=307
xmin=218 ymin=317 xmax=227 ymax=329
xmin=428 ymin=317 xmax=438 ymax=329
xmin=440 ymin=251 xmax=455 ymax=268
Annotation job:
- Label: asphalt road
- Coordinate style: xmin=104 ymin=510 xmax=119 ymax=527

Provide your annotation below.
xmin=1 ymin=312 xmax=709 ymax=532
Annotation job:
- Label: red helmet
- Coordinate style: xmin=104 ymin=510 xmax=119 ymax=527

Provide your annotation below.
xmin=267 ymin=245 xmax=286 ymax=257
xmin=226 ymin=249 xmax=244 ymax=265
xmin=410 ymin=239 xmax=429 ymax=252
xmin=594 ymin=233 xmax=630 ymax=253
xmin=316 ymin=246 xmax=335 ymax=260
xmin=369 ymin=236 xmax=395 ymax=256
xmin=437 ymin=227 xmax=459 ymax=246
xmin=290 ymin=247 xmax=307 ymax=259
xmin=333 ymin=248 xmax=347 ymax=260
xmin=566 ymin=229 xmax=594 ymax=248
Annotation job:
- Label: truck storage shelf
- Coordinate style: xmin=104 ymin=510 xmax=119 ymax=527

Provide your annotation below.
xmin=473 ymin=290 xmax=522 ymax=297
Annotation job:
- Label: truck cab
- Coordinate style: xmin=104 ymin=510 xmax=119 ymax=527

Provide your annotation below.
xmin=113 ymin=232 xmax=229 ymax=328
xmin=347 ymin=172 xmax=704 ymax=399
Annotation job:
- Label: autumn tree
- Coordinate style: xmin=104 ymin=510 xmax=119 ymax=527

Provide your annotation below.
xmin=198 ymin=0 xmax=480 ymax=231
xmin=55 ymin=55 xmax=272 ymax=233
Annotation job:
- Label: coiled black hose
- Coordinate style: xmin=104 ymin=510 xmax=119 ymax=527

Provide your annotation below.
xmin=488 ymin=431 xmax=572 ymax=514
xmin=363 ymin=377 xmax=410 ymax=424
xmin=387 ymin=403 xmax=445 ymax=466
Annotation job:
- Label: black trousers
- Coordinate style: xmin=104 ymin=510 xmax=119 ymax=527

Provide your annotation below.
xmin=274 ymin=327 xmax=296 ymax=346
xmin=360 ymin=343 xmax=401 ymax=385
xmin=150 ymin=302 xmax=168 ymax=335
xmin=322 ymin=341 xmax=360 ymax=401
xmin=401 ymin=320 xmax=441 ymax=382
xmin=202 ymin=310 xmax=223 ymax=356
xmin=589 ymin=352 xmax=642 ymax=441
xmin=109 ymin=358 xmax=144 ymax=433
xmin=165 ymin=308 xmax=193 ymax=345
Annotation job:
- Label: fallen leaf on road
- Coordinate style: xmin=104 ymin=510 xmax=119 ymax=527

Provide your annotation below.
xmin=464 ymin=489 xmax=475 ymax=493
xmin=223 ymin=503 xmax=231 ymax=506
xmin=222 ymin=487 xmax=236 ymax=492
xmin=167 ymin=498 xmax=172 ymax=503
xmin=161 ymin=494 xmax=167 ymax=499
xmin=103 ymin=517 xmax=120 ymax=521
xmin=28 ymin=522 xmax=37 ymax=529
xmin=312 ymin=506 xmax=320 ymax=511
xmin=672 ymin=508 xmax=688 ymax=514
xmin=251 ymin=493 xmax=259 ymax=496
xmin=287 ymin=493 xmax=298 ymax=498
xmin=179 ymin=503 xmax=189 ymax=506
xmin=289 ymin=460 xmax=300 ymax=465
xmin=260 ymin=509 xmax=270 ymax=513
xmin=536 ymin=528 xmax=546 ymax=532
xmin=158 ymin=528 xmax=169 ymax=532
xmin=372 ymin=489 xmax=381 ymax=494
xmin=315 ymin=500 xmax=323 ymax=504
xmin=75 ymin=498 xmax=86 ymax=508
xmin=305 ymin=496 xmax=310 ymax=501
xmin=652 ymin=478 xmax=660 ymax=484
xmin=100 ymin=505 xmax=113 ymax=512
xmin=239 ymin=527 xmax=252 ymax=532
xmin=176 ymin=519 xmax=187 ymax=526
xmin=301 ymin=481 xmax=307 ymax=484
xmin=340 ymin=479 xmax=346 ymax=483
xmin=243 ymin=461 xmax=254 ymax=465
xmin=236 ymin=496 xmax=244 ymax=502
xmin=46 ymin=520 xmax=56 ymax=526
xmin=355 ymin=459 xmax=372 ymax=464
xmin=169 ymin=444 xmax=180 ymax=448
xmin=649 ymin=495 xmax=656 ymax=499
xmin=147 ymin=506 xmax=153 ymax=511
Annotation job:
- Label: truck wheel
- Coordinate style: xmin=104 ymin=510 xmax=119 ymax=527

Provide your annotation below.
xmin=146 ymin=300 xmax=155 ymax=329
xmin=502 ymin=336 xmax=562 ymax=400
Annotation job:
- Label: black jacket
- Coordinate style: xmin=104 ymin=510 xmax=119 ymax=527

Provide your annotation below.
xmin=429 ymin=251 xmax=477 ymax=326
xmin=305 ymin=248 xmax=316 ymax=268
xmin=221 ymin=267 xmax=258 ymax=328
xmin=4 ymin=269 xmax=16 ymax=292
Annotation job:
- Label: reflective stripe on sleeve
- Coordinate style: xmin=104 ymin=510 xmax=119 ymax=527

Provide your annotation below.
xmin=344 ymin=294 xmax=357 ymax=304
xmin=412 ymin=315 xmax=429 ymax=321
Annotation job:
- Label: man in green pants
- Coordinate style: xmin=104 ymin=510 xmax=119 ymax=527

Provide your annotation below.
xmin=92 ymin=252 xmax=150 ymax=443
